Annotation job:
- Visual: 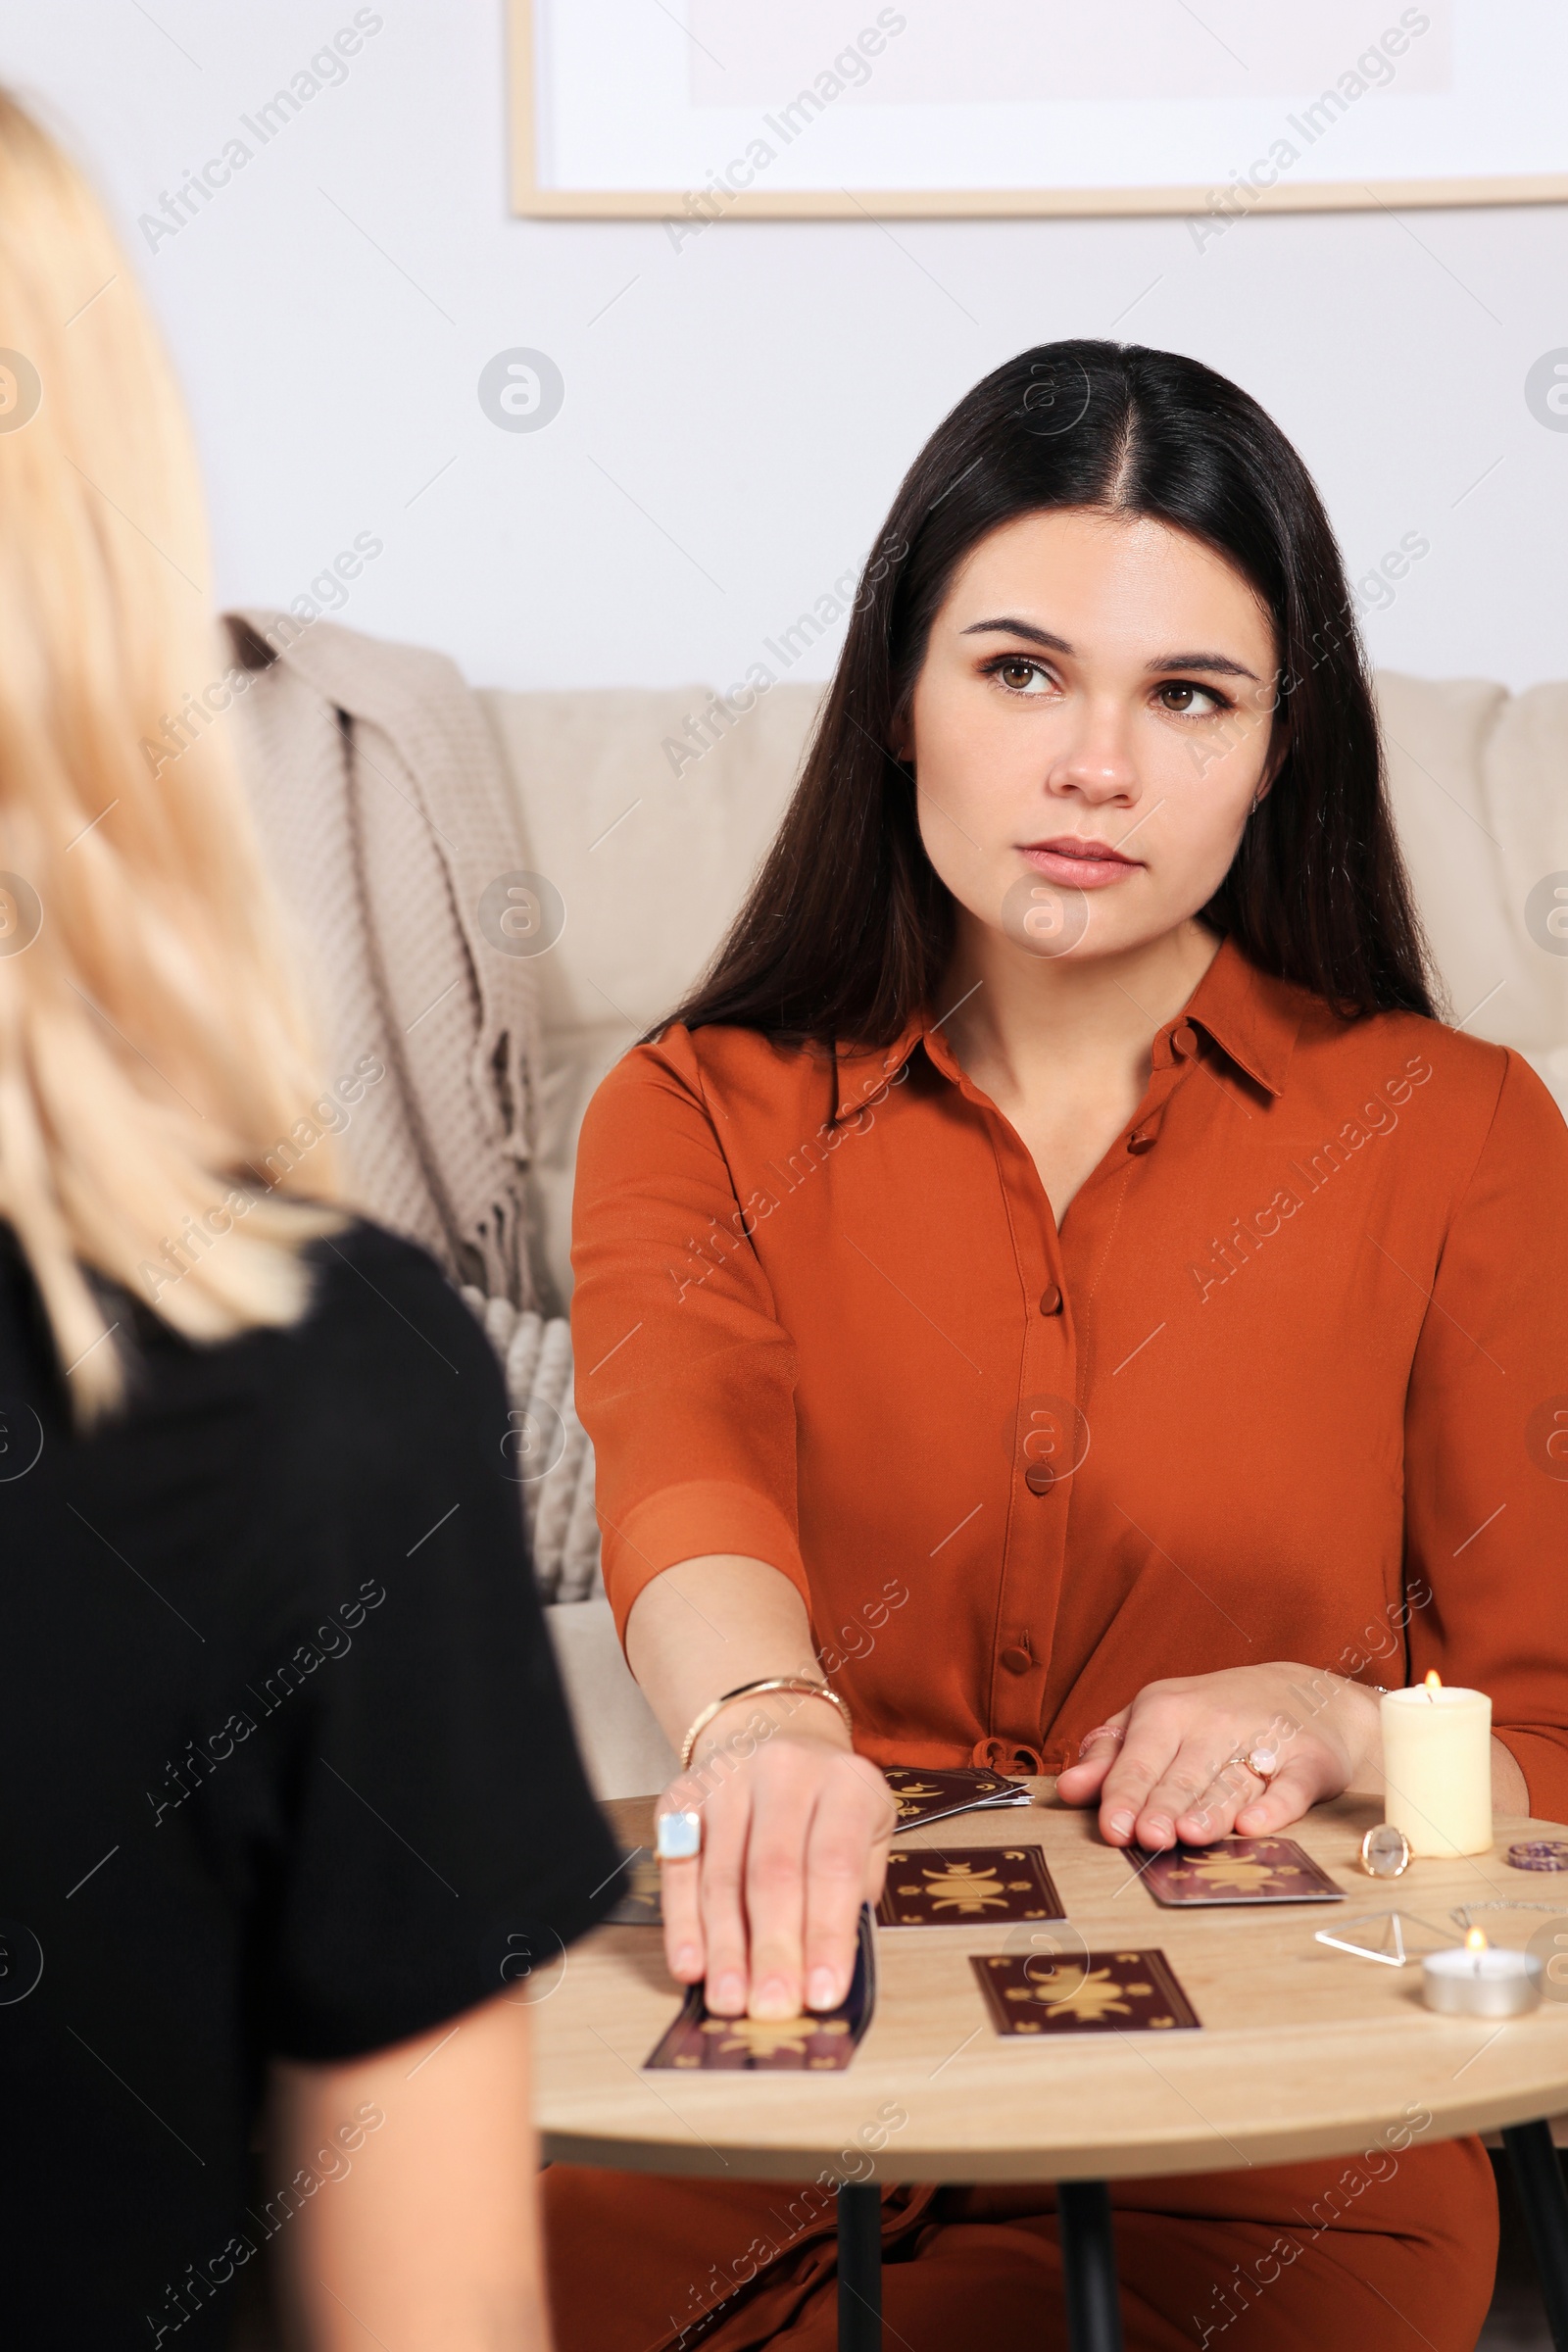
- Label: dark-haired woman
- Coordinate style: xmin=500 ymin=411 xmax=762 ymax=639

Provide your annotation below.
xmin=545 ymin=344 xmax=1568 ymax=2349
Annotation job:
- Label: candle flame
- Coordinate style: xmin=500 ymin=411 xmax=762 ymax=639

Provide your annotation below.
xmin=1465 ymin=1928 xmax=1489 ymax=1952
xmin=1424 ymin=1670 xmax=1443 ymax=1697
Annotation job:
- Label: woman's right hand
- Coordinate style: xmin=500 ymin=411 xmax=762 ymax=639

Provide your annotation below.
xmin=657 ymin=1701 xmax=897 ymax=2020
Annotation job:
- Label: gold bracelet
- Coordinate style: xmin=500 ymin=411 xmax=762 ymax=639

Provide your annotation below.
xmin=679 ymin=1676 xmax=852 ymax=1771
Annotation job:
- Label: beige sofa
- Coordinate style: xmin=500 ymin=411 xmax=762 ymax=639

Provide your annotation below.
xmin=477 ymin=671 xmax=1568 ymax=1799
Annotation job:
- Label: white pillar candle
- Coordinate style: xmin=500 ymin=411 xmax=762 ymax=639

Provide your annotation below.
xmin=1380 ymin=1675 xmax=1492 ymax=1858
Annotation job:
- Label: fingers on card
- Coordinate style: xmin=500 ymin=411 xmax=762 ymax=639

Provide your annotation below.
xmin=973 ymin=1948 xmax=1200 ymax=2035
xmin=644 ymin=1905 xmax=876 ymax=2071
xmin=882 ymin=1767 xmax=1034 ymax=1832
xmin=602 ymin=1849 xmax=662 ymax=1926
xmin=1134 ymin=1836 xmax=1345 ymax=1906
xmin=876 ymin=1845 xmax=1064 ymax=1928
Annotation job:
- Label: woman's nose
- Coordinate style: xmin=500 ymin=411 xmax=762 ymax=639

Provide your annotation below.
xmin=1046 ymin=703 xmax=1139 ymax=801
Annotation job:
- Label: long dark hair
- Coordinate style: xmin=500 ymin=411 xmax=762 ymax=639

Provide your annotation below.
xmin=652 ymin=340 xmax=1435 ymax=1051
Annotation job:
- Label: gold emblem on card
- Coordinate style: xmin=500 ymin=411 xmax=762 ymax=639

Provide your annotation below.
xmin=1173 ymin=1855 xmax=1298 ymax=1893
xmin=1010 ymin=1964 xmax=1149 ymax=2023
xmin=906 ymin=1860 xmax=1017 ymax=1914
xmin=700 ymin=2016 xmax=851 ymax=2060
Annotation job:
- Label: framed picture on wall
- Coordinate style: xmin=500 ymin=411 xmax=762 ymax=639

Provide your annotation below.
xmin=509 ymin=0 xmax=1568 ymax=224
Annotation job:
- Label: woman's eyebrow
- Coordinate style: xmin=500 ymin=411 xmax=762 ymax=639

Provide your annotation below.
xmin=959 ymin=615 xmax=1259 ymax=684
xmin=959 ymin=616 xmax=1072 ymax=652
xmin=1146 ymin=649 xmax=1260 ymax=682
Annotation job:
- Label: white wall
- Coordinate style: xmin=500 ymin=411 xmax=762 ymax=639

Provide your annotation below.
xmin=7 ymin=1 xmax=1566 ymax=695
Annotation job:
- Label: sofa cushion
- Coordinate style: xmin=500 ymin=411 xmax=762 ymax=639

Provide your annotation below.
xmin=1377 ymin=670 xmax=1568 ymax=1112
xmin=477 ymin=682 xmax=822 ymax=1309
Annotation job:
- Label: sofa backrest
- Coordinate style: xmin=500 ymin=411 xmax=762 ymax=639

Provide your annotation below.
xmin=479 ymin=673 xmax=1568 ymax=1317
xmin=1373 ymin=673 xmax=1568 ymax=1086
xmin=478 ymin=683 xmax=821 ymax=1313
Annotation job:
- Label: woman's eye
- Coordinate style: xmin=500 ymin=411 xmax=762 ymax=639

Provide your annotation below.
xmin=1156 ymin=680 xmax=1227 ymax=715
xmin=991 ymin=659 xmax=1052 ymax=694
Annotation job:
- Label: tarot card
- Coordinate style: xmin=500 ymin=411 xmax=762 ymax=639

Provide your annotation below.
xmin=882 ymin=1766 xmax=1035 ymax=1832
xmin=1134 ymin=1836 xmax=1345 ymax=1906
xmin=876 ymin=1844 xmax=1065 ymax=1928
xmin=644 ymin=1904 xmax=877 ymax=2071
xmin=972 ymin=1948 xmax=1200 ymax=2034
xmin=602 ymin=1848 xmax=662 ymax=1926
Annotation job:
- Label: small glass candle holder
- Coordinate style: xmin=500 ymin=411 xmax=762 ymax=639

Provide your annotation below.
xmin=1422 ymin=1932 xmax=1543 ymax=2018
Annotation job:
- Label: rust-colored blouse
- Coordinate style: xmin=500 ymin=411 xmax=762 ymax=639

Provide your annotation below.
xmin=570 ymin=934 xmax=1568 ymax=1813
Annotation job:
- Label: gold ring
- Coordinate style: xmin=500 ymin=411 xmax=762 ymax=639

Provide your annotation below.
xmin=1360 ymin=1823 xmax=1411 ymax=1879
xmin=1227 ymin=1744 xmax=1280 ymax=1788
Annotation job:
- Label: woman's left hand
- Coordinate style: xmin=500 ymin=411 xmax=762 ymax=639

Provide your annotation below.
xmin=1053 ymin=1663 xmax=1382 ymax=1849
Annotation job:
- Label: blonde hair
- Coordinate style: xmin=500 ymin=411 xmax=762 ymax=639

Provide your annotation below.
xmin=0 ymin=91 xmax=344 ymax=1419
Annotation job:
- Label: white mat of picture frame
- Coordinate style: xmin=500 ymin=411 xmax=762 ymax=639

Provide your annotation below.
xmin=511 ymin=0 xmax=1568 ymax=220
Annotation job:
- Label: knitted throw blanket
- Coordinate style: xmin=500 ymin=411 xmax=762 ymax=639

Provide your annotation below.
xmin=223 ymin=612 xmax=602 ymax=1599
xmin=461 ymin=1288 xmax=603 ymax=1603
xmin=223 ymin=610 xmax=541 ymax=1308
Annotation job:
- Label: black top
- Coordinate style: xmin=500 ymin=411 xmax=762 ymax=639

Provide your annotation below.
xmin=0 ymin=1217 xmax=619 ymax=2348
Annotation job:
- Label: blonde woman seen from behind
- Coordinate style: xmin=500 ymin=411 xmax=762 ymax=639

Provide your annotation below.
xmin=0 ymin=91 xmax=339 ymax=1404
xmin=0 ymin=93 xmax=614 ymax=2350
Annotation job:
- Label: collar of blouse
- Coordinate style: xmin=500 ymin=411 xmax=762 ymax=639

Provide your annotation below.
xmin=825 ymin=931 xmax=1306 ymax=1131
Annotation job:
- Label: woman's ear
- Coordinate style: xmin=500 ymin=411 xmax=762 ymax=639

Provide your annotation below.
xmin=1254 ymin=711 xmax=1292 ymax=801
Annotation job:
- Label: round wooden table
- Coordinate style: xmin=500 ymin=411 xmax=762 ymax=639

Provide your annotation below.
xmin=535 ymin=1787 xmax=1568 ymax=2349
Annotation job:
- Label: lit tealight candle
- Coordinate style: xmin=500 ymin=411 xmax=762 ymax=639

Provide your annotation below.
xmin=1380 ymin=1671 xmax=1492 ymax=1858
xmin=1422 ymin=1928 xmax=1542 ymax=2018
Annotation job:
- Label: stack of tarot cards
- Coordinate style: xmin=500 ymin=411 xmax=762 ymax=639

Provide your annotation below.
xmin=881 ymin=1765 xmax=1037 ymax=1832
xmin=644 ymin=1904 xmax=877 ymax=2071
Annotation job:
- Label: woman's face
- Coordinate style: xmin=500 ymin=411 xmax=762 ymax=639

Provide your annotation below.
xmin=904 ymin=507 xmax=1282 ymax=964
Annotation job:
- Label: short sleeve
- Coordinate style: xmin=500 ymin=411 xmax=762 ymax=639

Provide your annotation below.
xmin=252 ymin=1229 xmax=621 ymax=2062
xmin=569 ymin=1031 xmax=808 ymax=1643
xmin=1403 ymin=1049 xmax=1568 ymax=1819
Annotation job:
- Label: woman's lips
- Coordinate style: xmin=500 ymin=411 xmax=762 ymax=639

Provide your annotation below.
xmin=1017 ymin=842 xmax=1142 ymax=891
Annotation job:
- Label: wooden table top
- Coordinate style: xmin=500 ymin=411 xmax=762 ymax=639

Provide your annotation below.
xmin=533 ymin=1787 xmax=1568 ymax=2183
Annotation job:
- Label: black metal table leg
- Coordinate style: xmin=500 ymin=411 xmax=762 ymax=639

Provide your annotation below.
xmin=837 ymin=2179 xmax=882 ymax=2349
xmin=1503 ymin=2122 xmax=1568 ymax=2352
xmin=1058 ymin=2180 xmax=1125 ymax=2352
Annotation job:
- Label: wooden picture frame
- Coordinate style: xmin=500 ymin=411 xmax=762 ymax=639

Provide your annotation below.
xmin=508 ymin=0 xmax=1568 ymax=221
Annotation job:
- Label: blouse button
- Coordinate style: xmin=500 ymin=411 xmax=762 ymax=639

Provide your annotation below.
xmin=1039 ymin=1283 xmax=1063 ymax=1316
xmin=1024 ymin=1463 xmax=1056 ymax=1495
xmin=1001 ymin=1644 xmax=1032 ymax=1674
xmin=1127 ymin=1127 xmax=1156 ymax=1154
xmin=1172 ymin=1021 xmax=1199 ymax=1058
